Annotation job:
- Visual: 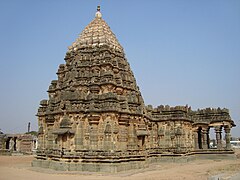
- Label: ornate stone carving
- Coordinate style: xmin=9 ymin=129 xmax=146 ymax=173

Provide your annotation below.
xmin=34 ymin=6 xmax=236 ymax=173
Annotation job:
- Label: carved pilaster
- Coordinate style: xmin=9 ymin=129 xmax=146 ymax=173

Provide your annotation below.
xmin=75 ymin=122 xmax=84 ymax=150
xmin=127 ymin=123 xmax=138 ymax=150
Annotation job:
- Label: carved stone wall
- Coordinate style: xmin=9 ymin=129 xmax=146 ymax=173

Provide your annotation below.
xmin=34 ymin=7 xmax=236 ymax=172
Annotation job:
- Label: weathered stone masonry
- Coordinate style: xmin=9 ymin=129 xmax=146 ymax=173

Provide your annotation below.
xmin=32 ymin=7 xmax=236 ymax=172
xmin=0 ymin=132 xmax=37 ymax=155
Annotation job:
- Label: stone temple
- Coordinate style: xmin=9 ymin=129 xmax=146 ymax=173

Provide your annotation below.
xmin=32 ymin=7 xmax=236 ymax=172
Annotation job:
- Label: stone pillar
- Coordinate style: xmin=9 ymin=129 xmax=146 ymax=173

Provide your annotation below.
xmin=224 ymin=127 xmax=231 ymax=150
xmin=202 ymin=129 xmax=208 ymax=149
xmin=215 ymin=126 xmax=222 ymax=149
xmin=207 ymin=129 xmax=210 ymax=149
xmin=9 ymin=138 xmax=14 ymax=152
xmin=193 ymin=130 xmax=199 ymax=150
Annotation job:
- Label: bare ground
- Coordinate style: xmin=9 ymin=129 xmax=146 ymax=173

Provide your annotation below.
xmin=1 ymin=150 xmax=240 ymax=180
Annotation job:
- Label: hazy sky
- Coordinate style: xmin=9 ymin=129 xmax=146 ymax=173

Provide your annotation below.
xmin=0 ymin=1 xmax=239 ymax=137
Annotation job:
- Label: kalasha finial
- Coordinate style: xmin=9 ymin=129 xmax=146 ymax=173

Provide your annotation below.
xmin=95 ymin=5 xmax=102 ymax=18
xmin=97 ymin=5 xmax=100 ymax=12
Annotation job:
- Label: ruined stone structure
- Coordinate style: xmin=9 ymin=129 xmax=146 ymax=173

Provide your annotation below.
xmin=0 ymin=132 xmax=37 ymax=155
xmin=33 ymin=7 xmax=236 ymax=172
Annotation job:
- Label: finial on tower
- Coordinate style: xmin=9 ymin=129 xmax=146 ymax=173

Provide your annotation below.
xmin=95 ymin=5 xmax=102 ymax=18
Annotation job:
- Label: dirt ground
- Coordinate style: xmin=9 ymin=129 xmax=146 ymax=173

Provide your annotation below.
xmin=1 ymin=150 xmax=240 ymax=180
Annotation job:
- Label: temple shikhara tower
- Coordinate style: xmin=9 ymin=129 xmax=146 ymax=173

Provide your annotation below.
xmin=33 ymin=7 xmax=236 ymax=172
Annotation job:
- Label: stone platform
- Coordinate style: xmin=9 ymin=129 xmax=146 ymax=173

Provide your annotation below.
xmin=32 ymin=150 xmax=236 ymax=173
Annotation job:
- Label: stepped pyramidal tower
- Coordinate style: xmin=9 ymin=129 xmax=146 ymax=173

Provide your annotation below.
xmin=33 ymin=7 xmax=236 ymax=172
